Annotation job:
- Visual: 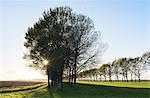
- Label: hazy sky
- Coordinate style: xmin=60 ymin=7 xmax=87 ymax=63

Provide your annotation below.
xmin=0 ymin=0 xmax=149 ymax=80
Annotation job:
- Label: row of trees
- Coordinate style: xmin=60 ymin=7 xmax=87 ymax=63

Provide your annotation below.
xmin=78 ymin=51 xmax=150 ymax=82
xmin=24 ymin=6 xmax=106 ymax=88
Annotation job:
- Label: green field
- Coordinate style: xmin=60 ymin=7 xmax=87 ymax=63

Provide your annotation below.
xmin=77 ymin=80 xmax=150 ymax=88
xmin=0 ymin=81 xmax=149 ymax=98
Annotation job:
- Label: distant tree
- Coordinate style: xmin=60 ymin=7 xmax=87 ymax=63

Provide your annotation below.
xmin=88 ymin=69 xmax=95 ymax=81
xmin=128 ymin=58 xmax=135 ymax=81
xmin=134 ymin=57 xmax=144 ymax=82
xmin=112 ymin=60 xmax=119 ymax=81
xmin=129 ymin=57 xmax=144 ymax=82
xmin=142 ymin=51 xmax=150 ymax=66
xmin=99 ymin=64 xmax=108 ymax=81
xmin=77 ymin=51 xmax=150 ymax=82
xmin=92 ymin=68 xmax=99 ymax=81
xmin=123 ymin=58 xmax=130 ymax=82
xmin=107 ymin=63 xmax=113 ymax=81
xmin=99 ymin=63 xmax=112 ymax=81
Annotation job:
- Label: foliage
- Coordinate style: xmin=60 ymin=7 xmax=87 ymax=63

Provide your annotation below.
xmin=142 ymin=51 xmax=150 ymax=66
xmin=24 ymin=6 xmax=105 ymax=87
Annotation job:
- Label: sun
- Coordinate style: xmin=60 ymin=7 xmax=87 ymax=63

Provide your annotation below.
xmin=43 ymin=60 xmax=49 ymax=65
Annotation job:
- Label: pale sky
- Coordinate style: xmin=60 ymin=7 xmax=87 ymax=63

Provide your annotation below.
xmin=0 ymin=0 xmax=149 ymax=80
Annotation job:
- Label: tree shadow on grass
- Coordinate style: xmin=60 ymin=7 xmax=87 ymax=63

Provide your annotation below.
xmin=30 ymin=83 xmax=150 ymax=98
xmin=72 ymin=83 xmax=150 ymax=98
xmin=30 ymin=87 xmax=61 ymax=98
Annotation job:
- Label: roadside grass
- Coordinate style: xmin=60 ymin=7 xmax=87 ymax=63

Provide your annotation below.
xmin=77 ymin=80 xmax=150 ymax=88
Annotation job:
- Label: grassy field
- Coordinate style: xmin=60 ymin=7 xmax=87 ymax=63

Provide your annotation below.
xmin=77 ymin=80 xmax=150 ymax=88
xmin=0 ymin=81 xmax=149 ymax=98
xmin=0 ymin=83 xmax=48 ymax=98
xmin=0 ymin=80 xmax=44 ymax=88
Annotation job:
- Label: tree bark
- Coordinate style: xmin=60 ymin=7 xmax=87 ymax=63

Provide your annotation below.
xmin=74 ymin=49 xmax=78 ymax=84
xmin=130 ymin=72 xmax=133 ymax=81
xmin=116 ymin=73 xmax=119 ymax=81
xmin=138 ymin=76 xmax=140 ymax=82
xmin=138 ymin=72 xmax=140 ymax=82
xmin=47 ymin=72 xmax=50 ymax=89
xmin=68 ymin=68 xmax=71 ymax=84
xmin=104 ymin=75 xmax=106 ymax=81
xmin=71 ymin=69 xmax=74 ymax=86
xmin=109 ymin=75 xmax=112 ymax=81
xmin=125 ymin=72 xmax=128 ymax=82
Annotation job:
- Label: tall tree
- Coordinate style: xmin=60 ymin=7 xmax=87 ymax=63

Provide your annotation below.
xmin=24 ymin=6 xmax=105 ymax=88
xmin=24 ymin=6 xmax=74 ymax=88
xmin=69 ymin=17 xmax=104 ymax=83
xmin=62 ymin=9 xmax=106 ymax=84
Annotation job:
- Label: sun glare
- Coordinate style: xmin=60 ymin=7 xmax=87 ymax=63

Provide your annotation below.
xmin=43 ymin=60 xmax=49 ymax=65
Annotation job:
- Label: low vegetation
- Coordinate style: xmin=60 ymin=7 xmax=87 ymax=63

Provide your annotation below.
xmin=0 ymin=83 xmax=47 ymax=93
xmin=0 ymin=83 xmax=47 ymax=98
xmin=0 ymin=80 xmax=44 ymax=88
xmin=77 ymin=80 xmax=150 ymax=88
xmin=0 ymin=81 xmax=149 ymax=98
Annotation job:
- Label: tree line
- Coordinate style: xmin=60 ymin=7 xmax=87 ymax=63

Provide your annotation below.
xmin=77 ymin=51 xmax=150 ymax=82
xmin=24 ymin=6 xmax=106 ymax=89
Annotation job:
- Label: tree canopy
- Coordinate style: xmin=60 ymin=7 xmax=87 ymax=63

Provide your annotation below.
xmin=24 ymin=6 xmax=106 ymax=88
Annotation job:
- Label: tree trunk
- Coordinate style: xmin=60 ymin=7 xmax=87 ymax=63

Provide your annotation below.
xmin=116 ymin=73 xmax=119 ymax=81
xmin=47 ymin=73 xmax=50 ymax=89
xmin=125 ymin=72 xmax=128 ymax=82
xmin=122 ymin=73 xmax=125 ymax=81
xmin=104 ymin=75 xmax=106 ymax=81
xmin=96 ymin=74 xmax=98 ymax=81
xmin=134 ymin=74 xmax=136 ymax=82
xmin=138 ymin=75 xmax=140 ymax=82
xmin=138 ymin=72 xmax=140 ymax=82
xmin=69 ymin=69 xmax=71 ymax=84
xmin=99 ymin=74 xmax=102 ymax=81
xmin=51 ymin=79 xmax=54 ymax=86
xmin=130 ymin=72 xmax=133 ymax=81
xmin=109 ymin=75 xmax=112 ymax=81
xmin=74 ymin=67 xmax=77 ymax=83
xmin=74 ymin=49 xmax=78 ymax=84
xmin=70 ymin=69 xmax=74 ymax=86
xmin=122 ymin=75 xmax=123 ymax=81
xmin=57 ymin=73 xmax=63 ymax=89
